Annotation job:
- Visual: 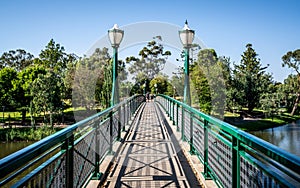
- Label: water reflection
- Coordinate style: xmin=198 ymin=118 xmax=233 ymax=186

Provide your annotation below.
xmin=0 ymin=141 xmax=35 ymax=159
xmin=251 ymin=121 xmax=300 ymax=156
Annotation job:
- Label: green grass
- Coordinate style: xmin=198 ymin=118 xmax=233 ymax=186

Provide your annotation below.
xmin=229 ymin=113 xmax=300 ymax=131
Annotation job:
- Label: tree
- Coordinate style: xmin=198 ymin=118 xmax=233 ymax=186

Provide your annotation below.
xmin=218 ymin=56 xmax=237 ymax=112
xmin=71 ymin=48 xmax=126 ymax=110
xmin=191 ymin=49 xmax=226 ymax=117
xmin=233 ymin=44 xmax=269 ymax=113
xmin=149 ymin=74 xmax=170 ymax=95
xmin=0 ymin=49 xmax=34 ymax=71
xmin=31 ymin=72 xmax=62 ymax=127
xmin=170 ymin=67 xmax=184 ymax=99
xmin=126 ymin=36 xmax=171 ymax=83
xmin=13 ymin=66 xmax=47 ymax=126
xmin=38 ymin=39 xmax=67 ymax=74
xmin=282 ymin=49 xmax=300 ymax=115
xmin=0 ymin=68 xmax=17 ymax=110
xmin=280 ymin=74 xmax=299 ymax=113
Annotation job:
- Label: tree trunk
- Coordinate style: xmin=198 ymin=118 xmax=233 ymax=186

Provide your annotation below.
xmin=290 ymin=93 xmax=300 ymax=116
xmin=50 ymin=112 xmax=53 ymax=128
xmin=21 ymin=110 xmax=26 ymax=126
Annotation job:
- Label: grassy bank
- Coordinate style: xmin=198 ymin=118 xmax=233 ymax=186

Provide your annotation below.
xmin=225 ymin=113 xmax=300 ymax=131
xmin=0 ymin=126 xmax=63 ymax=142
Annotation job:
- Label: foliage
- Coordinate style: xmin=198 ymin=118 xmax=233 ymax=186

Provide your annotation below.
xmin=281 ymin=49 xmax=300 ymax=115
xmin=71 ymin=48 xmax=126 ymax=110
xmin=126 ymin=36 xmax=171 ymax=82
xmin=0 ymin=68 xmax=17 ymax=109
xmin=0 ymin=126 xmax=62 ymax=141
xmin=191 ymin=49 xmax=226 ymax=117
xmin=31 ymin=72 xmax=63 ymax=126
xmin=233 ymin=44 xmax=270 ymax=113
xmin=149 ymin=74 xmax=171 ymax=95
xmin=170 ymin=68 xmax=184 ymax=99
xmin=280 ymin=74 xmax=299 ymax=113
xmin=0 ymin=49 xmax=34 ymax=71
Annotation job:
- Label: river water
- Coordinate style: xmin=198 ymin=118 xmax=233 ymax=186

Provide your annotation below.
xmin=0 ymin=141 xmax=35 ymax=159
xmin=1 ymin=122 xmax=299 ymax=159
xmin=250 ymin=120 xmax=300 ymax=156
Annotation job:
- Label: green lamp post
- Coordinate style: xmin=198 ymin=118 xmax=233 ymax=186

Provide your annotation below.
xmin=179 ymin=20 xmax=194 ymax=106
xmin=108 ymin=24 xmax=124 ymax=106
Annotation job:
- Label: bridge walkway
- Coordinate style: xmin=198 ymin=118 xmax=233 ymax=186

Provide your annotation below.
xmin=102 ymin=101 xmax=201 ymax=187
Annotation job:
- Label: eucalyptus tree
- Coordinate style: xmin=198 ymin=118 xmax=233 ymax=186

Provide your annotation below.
xmin=0 ymin=49 xmax=34 ymax=71
xmin=282 ymin=49 xmax=300 ymax=115
xmin=126 ymin=36 xmax=171 ymax=84
xmin=71 ymin=47 xmax=126 ymax=110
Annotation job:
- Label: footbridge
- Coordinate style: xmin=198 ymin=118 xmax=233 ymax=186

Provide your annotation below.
xmin=0 ymin=95 xmax=300 ymax=187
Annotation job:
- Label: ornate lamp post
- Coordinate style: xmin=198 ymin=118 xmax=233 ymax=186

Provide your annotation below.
xmin=173 ymin=86 xmax=176 ymax=98
xmin=108 ymin=24 xmax=124 ymax=106
xmin=179 ymin=20 xmax=194 ymax=106
xmin=154 ymin=83 xmax=158 ymax=95
xmin=143 ymin=82 xmax=146 ymax=95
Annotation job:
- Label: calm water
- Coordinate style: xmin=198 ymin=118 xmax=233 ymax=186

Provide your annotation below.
xmin=250 ymin=120 xmax=300 ymax=156
xmin=1 ymin=122 xmax=299 ymax=159
xmin=0 ymin=141 xmax=35 ymax=159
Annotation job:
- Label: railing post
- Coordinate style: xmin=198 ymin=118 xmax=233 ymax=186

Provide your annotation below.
xmin=232 ymin=137 xmax=241 ymax=188
xmin=176 ymin=103 xmax=179 ymax=131
xmin=122 ymin=103 xmax=126 ymax=131
xmin=167 ymin=98 xmax=170 ymax=117
xmin=172 ymin=101 xmax=175 ymax=125
xmin=181 ymin=106 xmax=185 ymax=141
xmin=117 ymin=106 xmax=121 ymax=141
xmin=109 ymin=111 xmax=114 ymax=155
xmin=92 ymin=119 xmax=101 ymax=179
xmin=190 ymin=112 xmax=195 ymax=154
xmin=63 ymin=135 xmax=74 ymax=188
xmin=203 ymin=119 xmax=211 ymax=179
xmin=170 ymin=100 xmax=172 ymax=119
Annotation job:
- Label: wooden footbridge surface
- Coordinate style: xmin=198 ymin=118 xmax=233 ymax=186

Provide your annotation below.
xmin=101 ymin=101 xmax=201 ymax=187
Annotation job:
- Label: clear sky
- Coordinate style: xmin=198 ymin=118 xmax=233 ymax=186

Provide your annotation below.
xmin=0 ymin=0 xmax=299 ymax=82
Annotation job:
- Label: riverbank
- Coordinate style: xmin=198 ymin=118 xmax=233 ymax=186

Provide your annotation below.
xmin=0 ymin=126 xmax=64 ymax=142
xmin=225 ymin=113 xmax=300 ymax=131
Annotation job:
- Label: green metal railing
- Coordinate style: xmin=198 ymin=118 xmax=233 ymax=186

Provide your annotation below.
xmin=0 ymin=95 xmax=145 ymax=188
xmin=156 ymin=95 xmax=300 ymax=188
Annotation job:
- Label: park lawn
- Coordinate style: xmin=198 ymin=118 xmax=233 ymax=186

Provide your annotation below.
xmin=231 ymin=113 xmax=300 ymax=131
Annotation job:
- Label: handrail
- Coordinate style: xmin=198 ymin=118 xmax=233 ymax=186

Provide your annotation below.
xmin=0 ymin=107 xmax=111 ymax=177
xmin=0 ymin=94 xmax=145 ymax=187
xmin=156 ymin=94 xmax=300 ymax=187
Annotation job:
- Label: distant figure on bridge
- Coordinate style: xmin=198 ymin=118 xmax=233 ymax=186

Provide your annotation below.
xmin=146 ymin=92 xmax=150 ymax=102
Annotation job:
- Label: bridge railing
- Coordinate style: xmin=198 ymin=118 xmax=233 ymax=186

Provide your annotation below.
xmin=156 ymin=95 xmax=300 ymax=188
xmin=0 ymin=95 xmax=145 ymax=188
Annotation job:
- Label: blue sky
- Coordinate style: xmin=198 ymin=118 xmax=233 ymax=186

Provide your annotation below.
xmin=0 ymin=0 xmax=299 ymax=82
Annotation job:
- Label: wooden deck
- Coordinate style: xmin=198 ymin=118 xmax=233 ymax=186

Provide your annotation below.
xmin=102 ymin=101 xmax=201 ymax=187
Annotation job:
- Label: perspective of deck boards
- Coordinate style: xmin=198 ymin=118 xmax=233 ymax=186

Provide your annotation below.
xmin=103 ymin=102 xmax=201 ymax=187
